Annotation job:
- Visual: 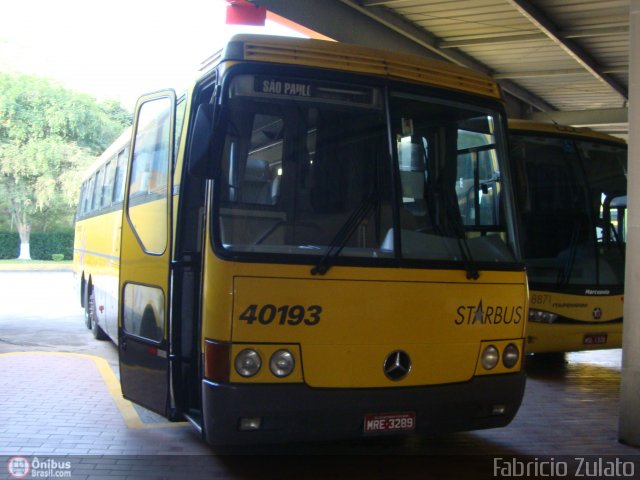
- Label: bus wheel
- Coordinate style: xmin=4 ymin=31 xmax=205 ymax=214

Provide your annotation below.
xmin=92 ymin=321 xmax=109 ymax=341
xmin=84 ymin=283 xmax=93 ymax=329
xmin=88 ymin=287 xmax=108 ymax=341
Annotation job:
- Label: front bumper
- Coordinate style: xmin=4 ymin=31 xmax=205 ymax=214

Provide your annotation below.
xmin=201 ymin=372 xmax=526 ymax=445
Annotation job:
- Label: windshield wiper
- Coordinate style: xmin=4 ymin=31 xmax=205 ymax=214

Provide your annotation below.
xmin=310 ymin=192 xmax=377 ymax=276
xmin=556 ymin=217 xmax=581 ymax=288
xmin=457 ymin=234 xmax=480 ymax=280
xmin=441 ymin=186 xmax=480 ymax=280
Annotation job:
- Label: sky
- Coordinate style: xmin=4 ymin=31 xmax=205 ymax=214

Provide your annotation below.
xmin=0 ymin=0 xmax=306 ymax=110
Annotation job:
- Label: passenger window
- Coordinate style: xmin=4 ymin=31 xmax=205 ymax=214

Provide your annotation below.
xmin=127 ymin=96 xmax=172 ymax=254
xmin=122 ymin=283 xmax=164 ymax=343
xmin=92 ymin=168 xmax=105 ymax=212
xmin=113 ymin=148 xmax=128 ymax=204
xmin=85 ymin=175 xmax=96 ymax=213
xmin=102 ymin=159 xmax=115 ymax=208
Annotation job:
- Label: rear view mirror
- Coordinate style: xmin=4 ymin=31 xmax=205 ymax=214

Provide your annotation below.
xmin=187 ymin=104 xmax=215 ymax=178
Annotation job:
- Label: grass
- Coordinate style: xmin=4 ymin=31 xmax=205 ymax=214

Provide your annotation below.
xmin=0 ymin=259 xmax=73 ymax=271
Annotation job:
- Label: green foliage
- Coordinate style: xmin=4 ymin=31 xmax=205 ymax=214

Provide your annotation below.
xmin=0 ymin=73 xmax=132 ymax=249
xmin=0 ymin=232 xmax=19 ymax=259
xmin=0 ymin=74 xmax=130 ymax=152
xmin=0 ymin=231 xmax=74 ymax=260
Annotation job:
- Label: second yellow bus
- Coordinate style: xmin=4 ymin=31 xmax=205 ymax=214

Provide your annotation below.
xmin=509 ymin=120 xmax=626 ymax=354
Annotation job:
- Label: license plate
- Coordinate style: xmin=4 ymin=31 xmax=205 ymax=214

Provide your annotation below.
xmin=363 ymin=412 xmax=416 ymax=434
xmin=583 ymin=333 xmax=608 ymax=345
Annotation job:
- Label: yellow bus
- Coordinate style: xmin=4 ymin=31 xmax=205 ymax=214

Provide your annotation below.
xmin=74 ymin=128 xmax=131 ymax=341
xmin=74 ymin=34 xmax=528 ymax=445
xmin=509 ymin=120 xmax=627 ymax=354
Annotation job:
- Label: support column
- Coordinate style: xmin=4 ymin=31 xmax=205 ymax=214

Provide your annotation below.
xmin=619 ymin=0 xmax=640 ymax=446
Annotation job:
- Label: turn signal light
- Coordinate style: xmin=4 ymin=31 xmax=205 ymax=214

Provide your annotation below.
xmin=205 ymin=339 xmax=230 ymax=382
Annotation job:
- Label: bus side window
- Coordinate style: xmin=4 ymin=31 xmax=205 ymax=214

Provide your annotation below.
xmin=93 ymin=167 xmax=105 ymax=212
xmin=102 ymin=159 xmax=115 ymax=208
xmin=122 ymin=283 xmax=164 ymax=343
xmin=113 ymin=148 xmax=128 ymax=204
xmin=85 ymin=175 xmax=96 ymax=214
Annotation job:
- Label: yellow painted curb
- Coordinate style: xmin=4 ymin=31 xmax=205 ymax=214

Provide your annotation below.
xmin=0 ymin=351 xmax=189 ymax=430
xmin=0 ymin=263 xmax=73 ymax=271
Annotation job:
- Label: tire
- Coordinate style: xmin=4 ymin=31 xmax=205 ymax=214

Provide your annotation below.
xmin=83 ymin=282 xmax=92 ymax=329
xmin=87 ymin=285 xmax=109 ymax=341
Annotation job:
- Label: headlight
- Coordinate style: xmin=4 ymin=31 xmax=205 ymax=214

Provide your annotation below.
xmin=481 ymin=345 xmax=499 ymax=370
xmin=235 ymin=349 xmax=262 ymax=377
xmin=502 ymin=343 xmax=520 ymax=368
xmin=269 ymin=349 xmax=295 ymax=377
xmin=528 ymin=309 xmax=558 ymax=324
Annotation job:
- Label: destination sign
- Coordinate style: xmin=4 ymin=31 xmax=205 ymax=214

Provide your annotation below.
xmin=244 ymin=75 xmax=379 ymax=107
xmin=257 ymin=78 xmax=312 ymax=97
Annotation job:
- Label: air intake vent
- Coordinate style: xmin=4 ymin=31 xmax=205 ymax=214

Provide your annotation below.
xmin=241 ymin=41 xmax=500 ymax=100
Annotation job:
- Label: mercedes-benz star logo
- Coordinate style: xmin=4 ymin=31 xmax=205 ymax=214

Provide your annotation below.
xmin=383 ymin=350 xmax=412 ymax=381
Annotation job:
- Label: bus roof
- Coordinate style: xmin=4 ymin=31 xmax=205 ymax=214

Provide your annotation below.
xmin=508 ymin=119 xmax=626 ymax=145
xmin=200 ymin=34 xmax=502 ymax=101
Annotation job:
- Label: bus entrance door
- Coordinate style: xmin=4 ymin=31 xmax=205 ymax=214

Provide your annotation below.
xmin=118 ymin=91 xmax=176 ymax=417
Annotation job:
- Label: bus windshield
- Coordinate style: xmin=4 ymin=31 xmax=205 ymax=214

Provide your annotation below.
xmin=216 ymin=73 xmax=517 ymax=269
xmin=510 ymin=134 xmax=627 ymax=288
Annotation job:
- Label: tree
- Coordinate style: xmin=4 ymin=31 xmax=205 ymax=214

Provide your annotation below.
xmin=0 ymin=73 xmax=130 ymax=259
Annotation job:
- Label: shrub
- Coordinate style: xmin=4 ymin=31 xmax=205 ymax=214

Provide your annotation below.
xmin=0 ymin=231 xmax=74 ymax=260
xmin=0 ymin=233 xmax=19 ymax=259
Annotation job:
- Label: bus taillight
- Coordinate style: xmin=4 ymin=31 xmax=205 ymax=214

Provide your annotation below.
xmin=205 ymin=339 xmax=231 ymax=382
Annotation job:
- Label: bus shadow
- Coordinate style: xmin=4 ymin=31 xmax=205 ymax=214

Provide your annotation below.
xmin=212 ymin=433 xmax=524 ymax=479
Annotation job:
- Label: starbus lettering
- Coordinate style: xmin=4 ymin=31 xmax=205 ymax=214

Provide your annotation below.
xmin=454 ymin=300 xmax=523 ymax=326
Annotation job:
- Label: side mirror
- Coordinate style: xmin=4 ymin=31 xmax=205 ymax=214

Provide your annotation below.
xmin=187 ymin=103 xmax=227 ymax=179
xmin=187 ymin=104 xmax=214 ymax=178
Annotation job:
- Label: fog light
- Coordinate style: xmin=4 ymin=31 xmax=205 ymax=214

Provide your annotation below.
xmin=235 ymin=349 xmax=262 ymax=377
xmin=502 ymin=343 xmax=520 ymax=369
xmin=481 ymin=345 xmax=499 ymax=370
xmin=491 ymin=404 xmax=507 ymax=416
xmin=239 ymin=417 xmax=261 ymax=431
xmin=270 ymin=349 xmax=295 ymax=377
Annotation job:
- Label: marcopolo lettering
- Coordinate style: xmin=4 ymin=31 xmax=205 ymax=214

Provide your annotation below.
xmin=455 ymin=299 xmax=523 ymax=326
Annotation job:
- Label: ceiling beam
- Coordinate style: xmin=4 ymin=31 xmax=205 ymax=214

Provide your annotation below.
xmin=495 ymin=66 xmax=629 ymax=79
xmin=563 ymin=25 xmax=629 ymax=39
xmin=505 ymin=0 xmax=628 ymax=101
xmin=528 ymin=107 xmax=628 ymax=126
xmin=439 ymin=25 xmax=629 ymax=48
xmin=440 ymin=33 xmax=545 ymax=48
